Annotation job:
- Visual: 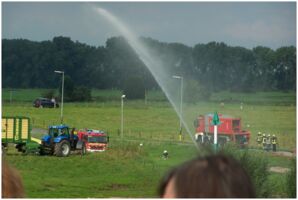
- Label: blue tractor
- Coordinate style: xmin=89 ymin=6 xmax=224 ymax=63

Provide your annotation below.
xmin=40 ymin=125 xmax=86 ymax=157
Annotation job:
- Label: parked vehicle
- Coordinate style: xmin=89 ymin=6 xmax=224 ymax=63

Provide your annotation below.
xmin=39 ymin=125 xmax=85 ymax=157
xmin=33 ymin=98 xmax=59 ymax=108
xmin=77 ymin=129 xmax=109 ymax=152
xmin=194 ymin=113 xmax=251 ymax=147
xmin=2 ymin=116 xmax=40 ymax=154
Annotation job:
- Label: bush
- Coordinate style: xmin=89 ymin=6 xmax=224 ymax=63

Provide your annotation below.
xmin=72 ymin=86 xmax=92 ymax=102
xmin=285 ymin=158 xmax=296 ymax=198
xmin=123 ymin=76 xmax=145 ymax=99
xmin=41 ymin=89 xmax=56 ymax=99
xmin=221 ymin=145 xmax=270 ymax=197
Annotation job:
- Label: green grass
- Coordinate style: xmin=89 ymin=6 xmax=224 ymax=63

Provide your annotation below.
xmin=2 ymin=89 xmax=296 ymax=198
xmin=211 ymin=91 xmax=296 ymax=106
xmin=2 ymin=88 xmax=57 ymax=103
xmin=4 ymin=141 xmax=198 ymax=198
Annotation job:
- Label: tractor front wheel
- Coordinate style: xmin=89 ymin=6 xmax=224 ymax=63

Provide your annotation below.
xmin=54 ymin=140 xmax=71 ymax=157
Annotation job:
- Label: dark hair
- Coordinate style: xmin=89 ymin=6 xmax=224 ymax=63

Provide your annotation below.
xmin=158 ymin=154 xmax=255 ymax=198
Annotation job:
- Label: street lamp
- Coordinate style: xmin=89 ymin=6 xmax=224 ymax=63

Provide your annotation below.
xmin=121 ymin=94 xmax=126 ymax=139
xmin=172 ymin=75 xmax=184 ymax=133
xmin=54 ymin=70 xmax=64 ymax=124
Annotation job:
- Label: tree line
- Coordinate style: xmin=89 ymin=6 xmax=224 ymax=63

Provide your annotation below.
xmin=2 ymin=36 xmax=296 ymax=99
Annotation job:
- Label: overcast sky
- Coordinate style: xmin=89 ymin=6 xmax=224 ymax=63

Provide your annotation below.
xmin=2 ymin=2 xmax=296 ymax=49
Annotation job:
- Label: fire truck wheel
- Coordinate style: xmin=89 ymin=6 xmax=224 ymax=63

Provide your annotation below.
xmin=81 ymin=143 xmax=86 ymax=155
xmin=55 ymin=140 xmax=71 ymax=157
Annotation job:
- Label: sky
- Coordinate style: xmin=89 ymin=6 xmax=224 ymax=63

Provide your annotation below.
xmin=2 ymin=1 xmax=296 ymax=49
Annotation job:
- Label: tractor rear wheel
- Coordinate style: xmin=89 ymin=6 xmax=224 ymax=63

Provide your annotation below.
xmin=54 ymin=140 xmax=71 ymax=157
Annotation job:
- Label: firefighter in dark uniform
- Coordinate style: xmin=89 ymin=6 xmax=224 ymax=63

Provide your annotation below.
xmin=257 ymin=132 xmax=262 ymax=147
xmin=262 ymin=133 xmax=267 ymax=150
xmin=266 ymin=134 xmax=271 ymax=151
xmin=272 ymin=134 xmax=277 ymax=152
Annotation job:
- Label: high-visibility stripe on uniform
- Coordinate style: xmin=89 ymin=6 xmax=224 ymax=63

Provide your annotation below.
xmin=272 ymin=138 xmax=277 ymax=144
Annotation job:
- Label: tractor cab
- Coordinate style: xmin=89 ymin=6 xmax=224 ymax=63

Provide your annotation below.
xmin=49 ymin=125 xmax=69 ymax=138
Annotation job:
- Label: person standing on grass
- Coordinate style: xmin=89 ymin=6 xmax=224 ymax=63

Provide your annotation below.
xmin=262 ymin=133 xmax=267 ymax=150
xmin=257 ymin=132 xmax=262 ymax=147
xmin=272 ymin=134 xmax=277 ymax=152
xmin=266 ymin=134 xmax=272 ymax=151
xmin=51 ymin=97 xmax=56 ymax=108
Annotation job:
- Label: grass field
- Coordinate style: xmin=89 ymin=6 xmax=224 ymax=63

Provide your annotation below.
xmin=4 ymin=141 xmax=198 ymax=198
xmin=1 ymin=88 xmax=296 ymax=198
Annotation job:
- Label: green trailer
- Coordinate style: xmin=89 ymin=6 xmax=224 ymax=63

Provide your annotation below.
xmin=2 ymin=116 xmax=40 ymax=154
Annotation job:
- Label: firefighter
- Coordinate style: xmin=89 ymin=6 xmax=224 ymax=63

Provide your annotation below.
xmin=257 ymin=132 xmax=262 ymax=147
xmin=266 ymin=134 xmax=271 ymax=151
xmin=195 ymin=132 xmax=204 ymax=144
xmin=162 ymin=150 xmax=169 ymax=160
xmin=262 ymin=133 xmax=267 ymax=150
xmin=272 ymin=134 xmax=277 ymax=152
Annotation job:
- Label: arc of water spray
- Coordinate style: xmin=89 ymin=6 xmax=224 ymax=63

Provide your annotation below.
xmin=93 ymin=7 xmax=198 ymax=149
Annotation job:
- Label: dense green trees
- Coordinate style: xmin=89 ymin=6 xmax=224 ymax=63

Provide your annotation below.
xmin=2 ymin=36 xmax=296 ymax=99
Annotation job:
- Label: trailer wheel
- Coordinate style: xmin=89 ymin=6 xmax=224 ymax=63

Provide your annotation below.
xmin=39 ymin=146 xmax=46 ymax=156
xmin=2 ymin=144 xmax=7 ymax=155
xmin=54 ymin=140 xmax=71 ymax=157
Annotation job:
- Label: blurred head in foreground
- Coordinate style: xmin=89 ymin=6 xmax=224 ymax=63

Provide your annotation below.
xmin=158 ymin=154 xmax=255 ymax=198
xmin=2 ymin=160 xmax=25 ymax=198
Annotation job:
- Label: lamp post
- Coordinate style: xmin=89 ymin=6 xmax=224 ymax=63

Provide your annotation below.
xmin=121 ymin=94 xmax=126 ymax=139
xmin=54 ymin=70 xmax=64 ymax=124
xmin=172 ymin=75 xmax=184 ymax=133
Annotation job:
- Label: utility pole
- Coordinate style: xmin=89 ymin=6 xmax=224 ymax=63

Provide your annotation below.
xmin=54 ymin=70 xmax=64 ymax=124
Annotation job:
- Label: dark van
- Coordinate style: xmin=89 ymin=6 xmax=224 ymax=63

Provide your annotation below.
xmin=33 ymin=98 xmax=59 ymax=108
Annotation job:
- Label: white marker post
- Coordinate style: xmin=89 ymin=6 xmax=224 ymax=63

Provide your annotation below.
xmin=212 ymin=112 xmax=220 ymax=152
xmin=121 ymin=94 xmax=126 ymax=140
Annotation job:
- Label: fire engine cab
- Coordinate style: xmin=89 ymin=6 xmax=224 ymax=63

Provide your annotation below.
xmin=77 ymin=129 xmax=109 ymax=152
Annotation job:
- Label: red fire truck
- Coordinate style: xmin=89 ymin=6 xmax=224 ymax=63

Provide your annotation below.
xmin=77 ymin=129 xmax=109 ymax=152
xmin=194 ymin=113 xmax=251 ymax=146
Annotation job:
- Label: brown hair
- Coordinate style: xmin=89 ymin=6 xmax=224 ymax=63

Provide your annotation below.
xmin=159 ymin=154 xmax=255 ymax=198
xmin=2 ymin=160 xmax=25 ymax=198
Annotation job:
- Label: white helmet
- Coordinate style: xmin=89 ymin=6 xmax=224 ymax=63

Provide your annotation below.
xmin=163 ymin=150 xmax=168 ymax=153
